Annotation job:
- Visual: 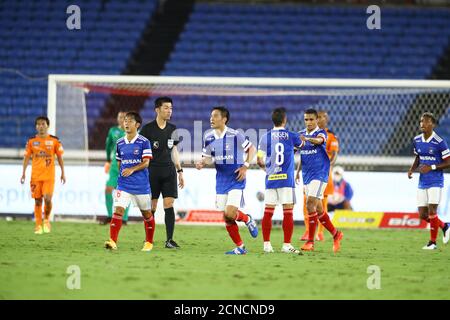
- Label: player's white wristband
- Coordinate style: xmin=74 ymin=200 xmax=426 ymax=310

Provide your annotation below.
xmin=244 ymin=161 xmax=250 ymax=168
xmin=431 ymin=164 xmax=437 ymax=170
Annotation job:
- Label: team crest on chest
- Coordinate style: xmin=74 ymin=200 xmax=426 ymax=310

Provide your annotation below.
xmin=167 ymin=139 xmax=174 ymax=149
xmin=429 ymin=148 xmax=434 ymax=154
xmin=133 ymin=148 xmax=140 ymax=155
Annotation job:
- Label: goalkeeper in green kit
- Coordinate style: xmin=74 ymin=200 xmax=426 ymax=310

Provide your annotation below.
xmin=101 ymin=111 xmax=130 ymax=225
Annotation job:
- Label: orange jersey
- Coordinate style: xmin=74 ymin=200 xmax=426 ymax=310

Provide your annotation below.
xmin=324 ymin=129 xmax=339 ymax=196
xmin=24 ymin=135 xmax=64 ymax=181
xmin=325 ymin=129 xmax=339 ymax=159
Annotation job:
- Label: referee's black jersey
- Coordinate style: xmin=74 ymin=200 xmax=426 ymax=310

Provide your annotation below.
xmin=139 ymin=120 xmax=179 ymax=167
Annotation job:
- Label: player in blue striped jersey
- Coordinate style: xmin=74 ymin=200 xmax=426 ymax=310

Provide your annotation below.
xmin=257 ymin=107 xmax=301 ymax=254
xmin=298 ymin=109 xmax=343 ymax=253
xmin=104 ymin=112 xmax=156 ymax=252
xmin=196 ymin=106 xmax=258 ymax=255
xmin=408 ymin=112 xmax=450 ymax=250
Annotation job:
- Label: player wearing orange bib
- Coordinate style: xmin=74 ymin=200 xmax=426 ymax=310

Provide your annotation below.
xmin=21 ymin=116 xmax=66 ymax=234
xmin=297 ymin=111 xmax=339 ymax=241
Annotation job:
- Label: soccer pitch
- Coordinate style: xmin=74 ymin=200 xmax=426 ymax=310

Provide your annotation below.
xmin=0 ymin=220 xmax=449 ymax=300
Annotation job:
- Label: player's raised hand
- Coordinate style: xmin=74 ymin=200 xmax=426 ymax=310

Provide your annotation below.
xmin=195 ymin=160 xmax=204 ymax=170
xmin=122 ymin=168 xmax=134 ymax=177
xmin=61 ymin=174 xmax=66 ymax=184
xmin=20 ymin=174 xmax=25 ymax=184
xmin=235 ymin=166 xmax=247 ymax=181
xmin=300 ymin=135 xmax=306 ymax=142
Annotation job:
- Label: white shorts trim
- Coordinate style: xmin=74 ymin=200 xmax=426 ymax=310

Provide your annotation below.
xmin=216 ymin=189 xmax=245 ymax=211
xmin=305 ymin=180 xmax=327 ymax=200
xmin=114 ymin=190 xmax=151 ymax=211
xmin=265 ymin=187 xmax=296 ymax=205
xmin=417 ymin=188 xmax=442 ymax=207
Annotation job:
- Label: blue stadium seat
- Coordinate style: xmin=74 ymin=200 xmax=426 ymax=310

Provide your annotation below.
xmin=1 ymin=0 xmax=158 ymax=147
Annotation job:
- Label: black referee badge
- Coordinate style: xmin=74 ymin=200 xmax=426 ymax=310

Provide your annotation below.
xmin=153 ymin=141 xmax=159 ymax=149
xmin=168 ymin=139 xmax=174 ymax=149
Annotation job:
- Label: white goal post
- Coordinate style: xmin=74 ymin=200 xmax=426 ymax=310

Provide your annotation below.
xmin=47 ymin=75 xmax=450 ymax=168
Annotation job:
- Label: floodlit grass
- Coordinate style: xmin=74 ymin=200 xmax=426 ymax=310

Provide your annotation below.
xmin=0 ymin=220 xmax=449 ymax=299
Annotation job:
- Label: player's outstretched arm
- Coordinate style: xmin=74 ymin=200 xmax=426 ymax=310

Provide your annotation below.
xmin=122 ymin=158 xmax=150 ymax=177
xmin=408 ymin=155 xmax=420 ymax=179
xmin=21 ymin=155 xmax=31 ymax=184
xmin=57 ymin=154 xmax=66 ymax=184
xmin=195 ymin=156 xmax=212 ymax=170
xmin=301 ymin=135 xmax=325 ymax=145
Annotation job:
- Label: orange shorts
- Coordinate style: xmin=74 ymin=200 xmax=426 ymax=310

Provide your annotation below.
xmin=30 ymin=180 xmax=55 ymax=199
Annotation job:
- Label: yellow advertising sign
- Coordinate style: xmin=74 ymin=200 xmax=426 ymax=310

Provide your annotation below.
xmin=268 ymin=174 xmax=287 ymax=181
xmin=332 ymin=210 xmax=383 ymax=229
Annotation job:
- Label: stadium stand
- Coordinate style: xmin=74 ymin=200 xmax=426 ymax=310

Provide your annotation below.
xmin=163 ymin=4 xmax=450 ymax=79
xmin=157 ymin=4 xmax=450 ymax=154
xmin=0 ymin=0 xmax=156 ymax=147
xmin=1 ymin=1 xmax=449 ymax=152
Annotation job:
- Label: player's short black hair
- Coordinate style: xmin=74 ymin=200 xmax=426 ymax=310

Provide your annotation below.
xmin=304 ymin=108 xmax=318 ymax=118
xmin=125 ymin=111 xmax=142 ymax=127
xmin=272 ymin=107 xmax=286 ymax=126
xmin=422 ymin=112 xmax=437 ymax=124
xmin=212 ymin=106 xmax=230 ymax=124
xmin=155 ymin=96 xmax=173 ymax=109
xmin=35 ymin=116 xmax=49 ymax=126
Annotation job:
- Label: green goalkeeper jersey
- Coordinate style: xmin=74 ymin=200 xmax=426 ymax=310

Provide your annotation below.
xmin=106 ymin=126 xmax=126 ymax=172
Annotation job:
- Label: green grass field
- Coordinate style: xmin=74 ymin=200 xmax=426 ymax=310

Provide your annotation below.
xmin=0 ymin=219 xmax=449 ymax=300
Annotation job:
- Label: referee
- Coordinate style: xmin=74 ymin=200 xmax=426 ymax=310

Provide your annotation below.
xmin=140 ymin=96 xmax=184 ymax=249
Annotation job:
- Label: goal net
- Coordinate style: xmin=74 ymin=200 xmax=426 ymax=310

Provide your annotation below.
xmin=49 ymin=75 xmax=450 ymax=170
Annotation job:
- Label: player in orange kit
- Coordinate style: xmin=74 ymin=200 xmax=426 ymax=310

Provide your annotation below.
xmin=297 ymin=110 xmax=339 ymax=241
xmin=21 ymin=116 xmax=66 ymax=234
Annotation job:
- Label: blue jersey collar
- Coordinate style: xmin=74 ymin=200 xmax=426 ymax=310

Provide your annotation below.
xmin=306 ymin=126 xmax=320 ymax=135
xmin=421 ymin=131 xmax=436 ymax=143
xmin=125 ymin=133 xmax=139 ymax=144
xmin=214 ymin=126 xmax=228 ymax=139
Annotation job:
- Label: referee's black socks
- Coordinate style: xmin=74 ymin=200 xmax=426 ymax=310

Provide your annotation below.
xmin=164 ymin=207 xmax=175 ymax=241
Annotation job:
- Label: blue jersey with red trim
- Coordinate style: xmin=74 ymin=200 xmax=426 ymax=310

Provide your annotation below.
xmin=116 ymin=134 xmax=152 ymax=194
xmin=258 ymin=128 xmax=302 ymax=189
xmin=298 ymin=127 xmax=330 ymax=184
xmin=202 ymin=127 xmax=252 ymax=194
xmin=413 ymin=132 xmax=450 ymax=189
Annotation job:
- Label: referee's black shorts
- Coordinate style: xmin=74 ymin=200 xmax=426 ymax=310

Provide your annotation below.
xmin=149 ymin=166 xmax=178 ymax=200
